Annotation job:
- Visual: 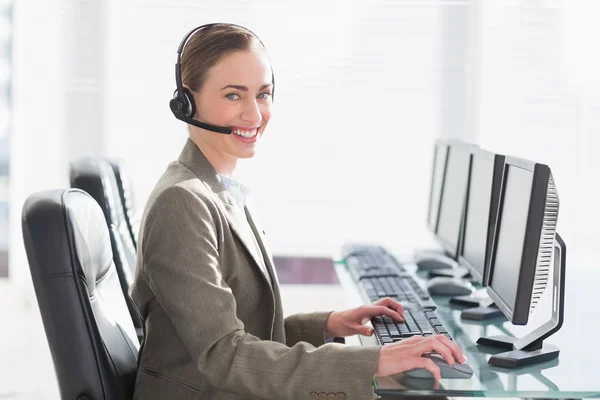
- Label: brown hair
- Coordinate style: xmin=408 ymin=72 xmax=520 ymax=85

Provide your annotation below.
xmin=181 ymin=23 xmax=267 ymax=93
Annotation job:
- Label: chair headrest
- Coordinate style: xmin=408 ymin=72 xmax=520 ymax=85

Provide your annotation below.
xmin=22 ymin=189 xmax=138 ymax=400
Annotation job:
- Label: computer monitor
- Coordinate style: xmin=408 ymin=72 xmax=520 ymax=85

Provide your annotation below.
xmin=457 ymin=148 xmax=505 ymax=286
xmin=486 ymin=157 xmax=558 ymax=326
xmin=434 ymin=142 xmax=472 ymax=260
xmin=426 ymin=139 xmax=449 ymax=233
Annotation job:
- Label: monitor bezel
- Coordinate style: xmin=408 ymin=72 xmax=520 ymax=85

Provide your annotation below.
xmin=427 ymin=138 xmax=450 ymax=234
xmin=457 ymin=148 xmax=506 ymax=286
xmin=433 ymin=140 xmax=475 ymax=260
xmin=486 ymin=156 xmax=550 ymax=325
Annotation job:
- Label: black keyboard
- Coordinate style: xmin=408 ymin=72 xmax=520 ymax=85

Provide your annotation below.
xmin=360 ymin=276 xmax=437 ymax=310
xmin=372 ymin=309 xmax=453 ymax=346
xmin=341 ymin=244 xmax=388 ymax=258
xmin=343 ymin=245 xmax=436 ymax=310
xmin=345 ymin=249 xmax=405 ymax=281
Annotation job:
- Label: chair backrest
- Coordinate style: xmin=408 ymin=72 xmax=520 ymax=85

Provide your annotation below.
xmin=69 ymin=157 xmax=143 ymax=333
xmin=22 ymin=189 xmax=139 ymax=400
xmin=109 ymin=159 xmax=140 ymax=248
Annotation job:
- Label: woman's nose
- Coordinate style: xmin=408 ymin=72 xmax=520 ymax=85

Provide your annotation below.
xmin=241 ymin=99 xmax=262 ymax=125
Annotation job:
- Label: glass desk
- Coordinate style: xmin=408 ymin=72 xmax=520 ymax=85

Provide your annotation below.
xmin=334 ymin=257 xmax=600 ymax=399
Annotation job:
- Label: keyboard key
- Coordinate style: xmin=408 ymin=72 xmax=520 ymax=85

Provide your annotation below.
xmin=398 ymin=324 xmax=410 ymax=334
xmin=435 ymin=326 xmax=448 ymax=334
xmin=401 ymin=331 xmax=420 ymax=338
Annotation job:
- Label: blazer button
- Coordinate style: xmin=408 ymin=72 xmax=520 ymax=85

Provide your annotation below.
xmin=309 ymin=392 xmax=318 ymax=400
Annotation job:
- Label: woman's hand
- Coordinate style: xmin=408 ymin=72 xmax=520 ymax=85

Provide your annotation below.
xmin=325 ymin=297 xmax=405 ymax=338
xmin=375 ymin=335 xmax=467 ymax=380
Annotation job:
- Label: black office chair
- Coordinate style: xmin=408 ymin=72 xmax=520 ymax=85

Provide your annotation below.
xmin=22 ymin=189 xmax=139 ymax=400
xmin=109 ymin=159 xmax=140 ymax=248
xmin=69 ymin=157 xmax=143 ymax=337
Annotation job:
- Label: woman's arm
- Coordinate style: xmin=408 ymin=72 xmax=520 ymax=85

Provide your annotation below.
xmin=284 ymin=311 xmax=340 ymax=347
xmin=141 ymin=185 xmax=380 ymax=400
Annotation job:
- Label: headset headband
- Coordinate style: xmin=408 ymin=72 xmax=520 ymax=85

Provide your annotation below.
xmin=174 ymin=23 xmax=273 ymax=100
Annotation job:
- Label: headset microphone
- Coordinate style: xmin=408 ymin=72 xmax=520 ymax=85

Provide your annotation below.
xmin=170 ymin=23 xmax=274 ymax=135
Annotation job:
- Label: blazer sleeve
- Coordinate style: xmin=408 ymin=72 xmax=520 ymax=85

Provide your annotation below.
xmin=141 ymin=186 xmax=380 ymax=400
xmin=285 ymin=312 xmax=345 ymax=347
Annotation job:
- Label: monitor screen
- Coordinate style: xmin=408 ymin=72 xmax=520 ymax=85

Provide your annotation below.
xmin=460 ymin=153 xmax=496 ymax=284
xmin=427 ymin=142 xmax=448 ymax=233
xmin=436 ymin=144 xmax=471 ymax=258
xmin=488 ymin=164 xmax=533 ymax=313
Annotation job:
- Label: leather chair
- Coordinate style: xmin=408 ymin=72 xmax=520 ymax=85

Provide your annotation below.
xmin=109 ymin=159 xmax=140 ymax=248
xmin=69 ymin=157 xmax=143 ymax=337
xmin=22 ymin=189 xmax=139 ymax=400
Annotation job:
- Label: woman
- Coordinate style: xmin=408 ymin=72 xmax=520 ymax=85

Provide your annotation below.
xmin=130 ymin=23 xmax=465 ymax=400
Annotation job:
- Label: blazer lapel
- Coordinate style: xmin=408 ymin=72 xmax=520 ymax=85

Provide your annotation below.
xmin=244 ymin=203 xmax=278 ymax=288
xmin=244 ymin=203 xmax=284 ymax=337
xmin=177 ymin=139 xmax=275 ymax=296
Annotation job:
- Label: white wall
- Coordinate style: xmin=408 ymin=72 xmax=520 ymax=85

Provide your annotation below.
xmin=9 ymin=0 xmax=109 ymax=302
xmin=10 ymin=0 xmax=63 ymax=301
xmin=476 ymin=0 xmax=600 ymax=258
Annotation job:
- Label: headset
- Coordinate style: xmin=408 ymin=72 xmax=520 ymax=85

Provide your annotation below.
xmin=169 ymin=23 xmax=275 ymax=134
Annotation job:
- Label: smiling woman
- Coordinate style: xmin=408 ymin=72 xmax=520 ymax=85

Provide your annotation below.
xmin=130 ymin=22 xmax=465 ymax=400
xmin=170 ymin=23 xmax=275 ymax=175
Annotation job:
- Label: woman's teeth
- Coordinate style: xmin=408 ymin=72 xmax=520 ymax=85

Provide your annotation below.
xmin=233 ymin=129 xmax=257 ymax=138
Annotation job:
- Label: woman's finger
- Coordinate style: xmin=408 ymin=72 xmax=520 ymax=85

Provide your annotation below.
xmin=411 ymin=336 xmax=457 ymax=365
xmin=374 ymin=297 xmax=405 ymax=316
xmin=436 ymin=334 xmax=466 ymax=363
xmin=408 ymin=357 xmax=442 ymax=380
xmin=365 ymin=305 xmax=405 ymax=322
xmin=356 ymin=324 xmax=374 ymax=336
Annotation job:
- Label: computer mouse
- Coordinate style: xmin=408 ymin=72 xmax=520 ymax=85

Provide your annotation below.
xmin=414 ymin=253 xmax=456 ymax=271
xmin=404 ymin=353 xmax=473 ymax=379
xmin=427 ymin=277 xmax=474 ymax=296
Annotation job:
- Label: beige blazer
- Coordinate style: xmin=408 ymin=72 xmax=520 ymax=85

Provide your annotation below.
xmin=130 ymin=139 xmax=381 ymax=400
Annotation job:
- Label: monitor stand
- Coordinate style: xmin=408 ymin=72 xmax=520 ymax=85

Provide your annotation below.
xmin=476 ymin=233 xmax=566 ymax=368
xmin=450 ymin=288 xmax=490 ymax=307
xmin=461 ymin=305 xmax=505 ymax=321
xmin=449 ymin=290 xmax=505 ymax=320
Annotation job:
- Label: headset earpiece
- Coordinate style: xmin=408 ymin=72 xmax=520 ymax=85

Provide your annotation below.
xmin=169 ymin=88 xmax=196 ymax=119
xmin=181 ymin=88 xmax=196 ymax=118
xmin=169 ymin=92 xmax=184 ymax=116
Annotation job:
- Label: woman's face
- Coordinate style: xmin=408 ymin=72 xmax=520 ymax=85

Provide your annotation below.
xmin=191 ymin=46 xmax=273 ymax=160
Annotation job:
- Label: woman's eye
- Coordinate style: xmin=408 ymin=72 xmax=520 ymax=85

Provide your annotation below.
xmin=258 ymin=92 xmax=272 ymax=99
xmin=226 ymin=93 xmax=240 ymax=100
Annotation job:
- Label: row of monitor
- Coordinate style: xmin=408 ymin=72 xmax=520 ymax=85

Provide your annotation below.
xmin=426 ymin=139 xmax=559 ymax=326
